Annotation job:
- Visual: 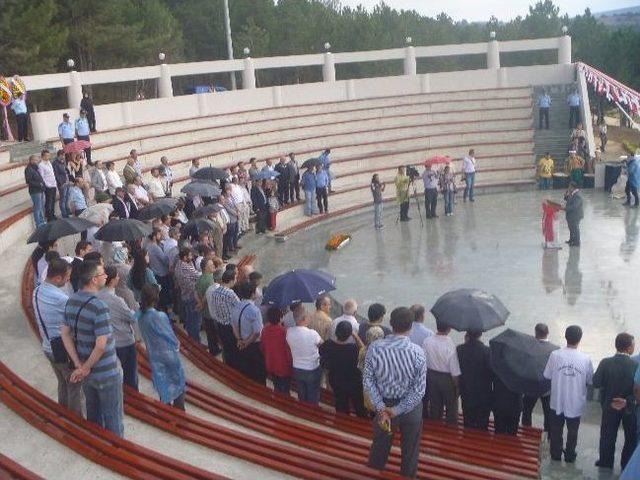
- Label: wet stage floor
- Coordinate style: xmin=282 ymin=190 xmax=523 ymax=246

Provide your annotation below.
xmin=255 ymin=189 xmax=640 ymax=364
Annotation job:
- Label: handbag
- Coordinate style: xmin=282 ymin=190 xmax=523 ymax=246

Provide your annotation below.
xmin=34 ymin=286 xmax=69 ymax=364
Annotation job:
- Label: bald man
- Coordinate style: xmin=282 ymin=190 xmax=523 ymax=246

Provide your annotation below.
xmin=330 ymin=299 xmax=361 ymax=344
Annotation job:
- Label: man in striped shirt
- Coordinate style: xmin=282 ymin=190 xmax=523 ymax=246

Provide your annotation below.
xmin=61 ymin=261 xmax=123 ymax=437
xmin=363 ymin=306 xmax=427 ymax=478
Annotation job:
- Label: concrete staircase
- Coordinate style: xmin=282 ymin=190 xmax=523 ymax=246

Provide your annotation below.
xmin=532 ymin=84 xmax=577 ymax=167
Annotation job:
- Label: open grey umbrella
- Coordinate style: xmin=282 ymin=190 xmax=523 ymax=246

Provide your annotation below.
xmin=137 ymin=198 xmax=178 ymax=221
xmin=191 ymin=166 xmax=227 ymax=182
xmin=181 ymin=180 xmax=221 ymax=198
xmin=490 ymin=329 xmax=559 ymax=397
xmin=430 ymin=288 xmax=509 ymax=332
xmin=253 ymin=169 xmax=280 ymax=181
xmin=183 ymin=217 xmax=216 ymax=237
xmin=27 ymin=217 xmax=95 ymax=244
xmin=94 ymin=219 xmax=152 ymax=242
xmin=301 ymin=158 xmax=321 ymax=169
xmin=193 ymin=204 xmax=221 ymax=218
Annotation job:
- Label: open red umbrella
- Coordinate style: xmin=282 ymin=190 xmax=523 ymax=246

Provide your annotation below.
xmin=424 ymin=155 xmax=451 ymax=166
xmin=63 ymin=140 xmax=91 ymax=154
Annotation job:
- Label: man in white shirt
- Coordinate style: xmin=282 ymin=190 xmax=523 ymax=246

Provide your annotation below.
xmin=132 ymin=175 xmax=150 ymax=206
xmin=423 ymin=321 xmax=461 ymax=425
xmin=90 ymin=160 xmax=108 ymax=195
xmin=105 ymin=161 xmax=123 ymax=195
xmin=39 ymin=149 xmax=58 ymax=222
xmin=286 ymin=305 xmax=323 ymax=405
xmin=147 ymin=167 xmax=166 ymax=201
xmin=462 ymin=148 xmax=476 ymax=203
xmin=543 ymin=325 xmax=594 ymax=463
xmin=160 ymin=156 xmax=173 ymax=196
xmin=330 ymin=299 xmax=360 ymax=344
xmin=189 ymin=158 xmax=200 ymax=178
xmin=408 ymin=304 xmax=434 ymax=347
xmin=229 ymin=180 xmax=249 ymax=234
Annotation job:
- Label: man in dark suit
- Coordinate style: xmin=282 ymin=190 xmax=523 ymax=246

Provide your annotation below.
xmin=593 ymin=333 xmax=637 ymax=470
xmin=112 ymin=187 xmax=130 ymax=219
xmin=124 ymin=186 xmax=140 ymax=219
xmin=70 ymin=240 xmax=92 ymax=292
xmin=274 ymin=157 xmax=291 ymax=205
xmin=563 ymin=182 xmax=584 ymax=247
xmin=251 ymin=180 xmax=268 ymax=234
xmin=456 ymin=330 xmax=493 ymax=430
xmin=522 ymin=323 xmax=552 ymax=433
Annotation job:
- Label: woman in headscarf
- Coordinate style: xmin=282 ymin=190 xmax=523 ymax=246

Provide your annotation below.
xmin=137 ymin=284 xmax=186 ymax=409
xmin=127 ymin=247 xmax=159 ymax=302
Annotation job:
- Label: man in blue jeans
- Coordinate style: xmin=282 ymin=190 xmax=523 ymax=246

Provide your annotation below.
xmin=24 ymin=155 xmax=46 ymax=227
xmin=462 ymin=148 xmax=476 ymax=202
xmin=301 ymin=164 xmax=317 ymax=216
xmin=61 ymin=261 xmax=124 ymax=437
xmin=286 ymin=306 xmax=323 ymax=405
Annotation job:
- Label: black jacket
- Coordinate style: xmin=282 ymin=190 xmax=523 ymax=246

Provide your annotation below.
xmin=53 ymin=159 xmax=69 ymax=188
xmin=457 ymin=340 xmax=493 ymax=407
xmin=251 ymin=185 xmax=267 ymax=212
xmin=112 ymin=196 xmax=130 ymax=219
xmin=24 ymin=164 xmax=45 ymax=193
xmin=593 ymin=353 xmax=637 ymax=409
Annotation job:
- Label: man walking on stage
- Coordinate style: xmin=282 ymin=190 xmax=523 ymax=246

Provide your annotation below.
xmin=563 ymin=182 xmax=584 ymax=247
xmin=363 ymin=307 xmax=426 ymax=478
xmin=395 ymin=166 xmax=411 ymax=222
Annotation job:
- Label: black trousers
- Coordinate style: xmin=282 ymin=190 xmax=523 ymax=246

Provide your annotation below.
xmin=217 ymin=323 xmax=240 ymax=370
xmin=522 ymin=394 xmax=551 ymax=431
xmin=567 ymin=219 xmax=581 ymax=246
xmin=316 ymin=187 xmax=328 ymax=213
xmin=494 ymin=409 xmax=520 ymax=435
xmin=289 ymin=177 xmax=300 ymax=202
xmin=238 ymin=342 xmax=266 ymax=385
xmin=87 ymin=113 xmax=96 ymax=132
xmin=368 ymin=402 xmax=422 ymax=478
xmin=598 ymin=407 xmax=637 ymax=469
xmin=399 ymin=201 xmax=410 ymax=221
xmin=77 ymin=134 xmax=92 ymax=165
xmin=427 ymin=369 xmax=457 ymax=425
xmin=331 ymin=379 xmax=367 ymax=418
xmin=16 ymin=113 xmax=28 ymax=141
xmin=116 ymin=343 xmax=139 ymax=391
xmin=539 ymin=107 xmax=550 ymax=129
xmin=156 ymin=274 xmax=173 ymax=311
xmin=278 ymin=181 xmax=290 ymax=204
xmin=202 ymin=315 xmax=220 ymax=355
xmin=462 ymin=401 xmax=490 ymax=430
xmin=549 ymin=409 xmax=580 ymax=461
xmin=625 ymin=181 xmax=639 ymax=206
xmin=424 ymin=188 xmax=438 ymax=218
xmin=255 ymin=208 xmax=268 ymax=233
xmin=44 ymin=186 xmax=57 ymax=221
xmin=569 ymin=106 xmax=580 ymax=128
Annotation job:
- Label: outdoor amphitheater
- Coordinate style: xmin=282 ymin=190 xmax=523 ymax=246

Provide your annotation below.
xmin=0 ymin=25 xmax=639 ymax=480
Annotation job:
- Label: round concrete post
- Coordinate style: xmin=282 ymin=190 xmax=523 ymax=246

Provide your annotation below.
xmin=323 ymin=52 xmax=336 ymax=83
xmin=558 ymin=35 xmax=572 ymax=64
xmin=158 ymin=63 xmax=174 ymax=98
xmin=67 ymin=71 xmax=83 ymax=109
xmin=404 ymin=46 xmax=417 ymax=75
xmin=272 ymin=86 xmax=283 ymax=107
xmin=242 ymin=57 xmax=256 ymax=89
xmin=487 ymin=40 xmax=500 ymax=69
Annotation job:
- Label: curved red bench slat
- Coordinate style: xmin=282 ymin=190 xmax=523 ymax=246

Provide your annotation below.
xmin=0 ymin=453 xmax=42 ymax=480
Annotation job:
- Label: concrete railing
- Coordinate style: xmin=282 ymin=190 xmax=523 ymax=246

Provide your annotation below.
xmin=22 ymin=35 xmax=572 ymax=141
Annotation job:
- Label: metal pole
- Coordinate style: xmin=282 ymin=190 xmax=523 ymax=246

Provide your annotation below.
xmin=223 ymin=0 xmax=237 ymax=90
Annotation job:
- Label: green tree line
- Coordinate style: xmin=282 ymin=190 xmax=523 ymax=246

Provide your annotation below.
xmin=1 ymin=0 xmax=638 ymax=110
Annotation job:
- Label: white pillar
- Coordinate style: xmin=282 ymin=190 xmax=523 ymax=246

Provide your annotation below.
xmin=323 ymin=52 xmax=336 ymax=82
xmin=558 ymin=35 xmax=572 ymax=64
xmin=346 ymin=79 xmax=356 ymax=100
xmin=487 ymin=40 xmax=500 ymax=69
xmin=158 ymin=63 xmax=173 ymax=98
xmin=197 ymin=92 xmax=209 ymax=117
xmin=242 ymin=57 xmax=256 ymax=89
xmin=272 ymin=86 xmax=283 ymax=107
xmin=404 ymin=46 xmax=417 ymax=75
xmin=67 ymin=71 xmax=83 ymax=109
xmin=420 ymin=74 xmax=431 ymax=94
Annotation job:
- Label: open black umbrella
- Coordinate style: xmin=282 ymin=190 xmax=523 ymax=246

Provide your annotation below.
xmin=136 ymin=198 xmax=178 ymax=221
xmin=191 ymin=166 xmax=227 ymax=182
xmin=301 ymin=158 xmax=321 ymax=169
xmin=180 ymin=180 xmax=222 ymax=198
xmin=94 ymin=219 xmax=152 ymax=242
xmin=430 ymin=288 xmax=509 ymax=332
xmin=490 ymin=329 xmax=559 ymax=397
xmin=193 ymin=204 xmax=221 ymax=218
xmin=253 ymin=169 xmax=280 ymax=181
xmin=27 ymin=217 xmax=95 ymax=244
xmin=262 ymin=269 xmax=336 ymax=307
xmin=183 ymin=218 xmax=216 ymax=237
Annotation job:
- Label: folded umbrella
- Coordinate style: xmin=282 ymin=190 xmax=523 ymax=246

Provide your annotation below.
xmin=27 ymin=217 xmax=95 ymax=244
xmin=137 ymin=198 xmax=178 ymax=221
xmin=191 ymin=166 xmax=227 ymax=182
xmin=430 ymin=288 xmax=509 ymax=332
xmin=94 ymin=219 xmax=152 ymax=242
xmin=253 ymin=169 xmax=281 ymax=181
xmin=180 ymin=180 xmax=222 ymax=198
xmin=262 ymin=269 xmax=336 ymax=308
xmin=63 ymin=140 xmax=91 ymax=154
xmin=490 ymin=329 xmax=559 ymax=397
xmin=301 ymin=158 xmax=321 ymax=169
xmin=183 ymin=217 xmax=216 ymax=237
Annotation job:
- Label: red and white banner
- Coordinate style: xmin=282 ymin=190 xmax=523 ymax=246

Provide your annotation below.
xmin=577 ymin=62 xmax=640 ymax=115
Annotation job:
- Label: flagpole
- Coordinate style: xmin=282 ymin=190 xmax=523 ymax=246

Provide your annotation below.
xmin=223 ymin=0 xmax=237 ymax=90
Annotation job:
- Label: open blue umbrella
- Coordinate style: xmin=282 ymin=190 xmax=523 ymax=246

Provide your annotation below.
xmin=253 ymin=169 xmax=280 ymax=181
xmin=262 ymin=269 xmax=336 ymax=307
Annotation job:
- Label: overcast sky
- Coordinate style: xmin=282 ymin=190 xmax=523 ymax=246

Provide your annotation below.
xmin=337 ymin=0 xmax=636 ymax=22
